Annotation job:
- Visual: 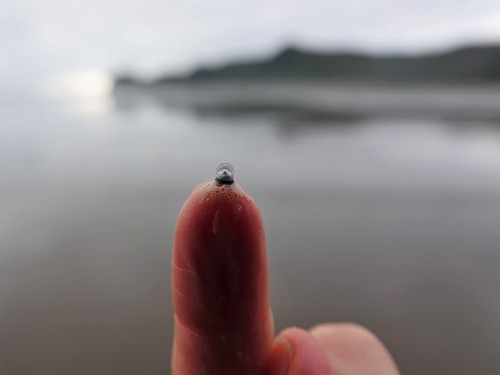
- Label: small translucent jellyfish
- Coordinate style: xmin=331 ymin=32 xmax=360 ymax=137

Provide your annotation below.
xmin=215 ymin=163 xmax=234 ymax=184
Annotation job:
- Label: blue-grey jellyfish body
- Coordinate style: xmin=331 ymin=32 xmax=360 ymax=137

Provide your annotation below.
xmin=215 ymin=163 xmax=234 ymax=184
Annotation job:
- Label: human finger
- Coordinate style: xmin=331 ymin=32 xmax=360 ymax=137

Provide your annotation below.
xmin=171 ymin=168 xmax=274 ymax=375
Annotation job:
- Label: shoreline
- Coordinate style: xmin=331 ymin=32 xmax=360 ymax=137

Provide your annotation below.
xmin=114 ymin=81 xmax=500 ymax=120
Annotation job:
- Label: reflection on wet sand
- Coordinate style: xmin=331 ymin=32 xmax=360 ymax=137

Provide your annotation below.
xmin=1 ymin=85 xmax=500 ymax=374
xmin=114 ymin=82 xmax=500 ymax=120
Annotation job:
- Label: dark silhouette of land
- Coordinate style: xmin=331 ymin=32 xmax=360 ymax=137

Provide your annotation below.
xmin=115 ymin=44 xmax=500 ymax=86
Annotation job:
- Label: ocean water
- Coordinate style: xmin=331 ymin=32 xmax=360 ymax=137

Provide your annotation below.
xmin=1 ymin=84 xmax=500 ymax=374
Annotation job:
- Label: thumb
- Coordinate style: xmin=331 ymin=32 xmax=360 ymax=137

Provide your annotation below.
xmin=264 ymin=327 xmax=334 ymax=375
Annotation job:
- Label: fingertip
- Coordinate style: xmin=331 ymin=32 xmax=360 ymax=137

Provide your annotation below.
xmin=173 ymin=179 xmax=269 ymax=330
xmin=309 ymin=323 xmax=400 ymax=375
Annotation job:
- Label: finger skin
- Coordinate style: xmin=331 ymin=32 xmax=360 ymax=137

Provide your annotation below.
xmin=310 ymin=323 xmax=400 ymax=375
xmin=172 ymin=179 xmax=274 ymax=375
xmin=264 ymin=327 xmax=334 ymax=375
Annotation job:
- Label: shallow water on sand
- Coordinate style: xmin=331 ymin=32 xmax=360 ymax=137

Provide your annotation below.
xmin=1 ymin=85 xmax=500 ymax=374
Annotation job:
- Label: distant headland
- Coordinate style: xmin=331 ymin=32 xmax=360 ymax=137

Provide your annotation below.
xmin=115 ymin=44 xmax=499 ymax=87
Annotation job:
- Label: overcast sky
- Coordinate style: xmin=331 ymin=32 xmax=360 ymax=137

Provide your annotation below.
xmin=2 ymin=0 xmax=500 ymax=91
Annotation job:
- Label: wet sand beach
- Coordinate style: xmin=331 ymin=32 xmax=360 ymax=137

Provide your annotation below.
xmin=1 ymin=84 xmax=500 ymax=374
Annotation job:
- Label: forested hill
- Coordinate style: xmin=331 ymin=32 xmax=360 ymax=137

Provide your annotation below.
xmin=115 ymin=44 xmax=500 ymax=85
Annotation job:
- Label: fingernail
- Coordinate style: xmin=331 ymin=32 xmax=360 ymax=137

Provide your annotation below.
xmin=264 ymin=336 xmax=293 ymax=375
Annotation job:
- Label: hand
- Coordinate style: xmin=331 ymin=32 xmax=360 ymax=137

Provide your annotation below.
xmin=171 ymin=178 xmax=400 ymax=375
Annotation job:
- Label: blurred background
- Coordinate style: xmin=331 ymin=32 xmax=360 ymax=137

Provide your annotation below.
xmin=1 ymin=1 xmax=500 ymax=374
